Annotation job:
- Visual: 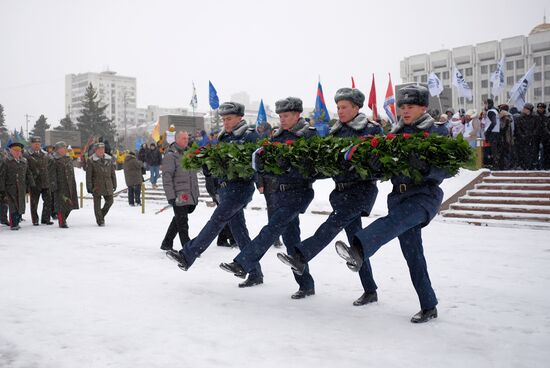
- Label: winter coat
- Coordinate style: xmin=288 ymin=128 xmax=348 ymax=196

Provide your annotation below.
xmin=161 ymin=142 xmax=199 ymax=206
xmin=146 ymin=148 xmax=163 ymax=166
xmin=499 ymin=111 xmax=514 ymax=145
xmin=330 ymin=113 xmax=383 ymax=183
xmin=217 ymin=120 xmax=260 ymax=145
xmin=24 ymin=148 xmax=53 ymax=189
xmin=123 ymin=155 xmax=144 ymax=187
xmin=0 ymin=152 xmax=34 ymax=213
xmin=50 ymin=152 xmax=79 ymax=212
xmin=514 ymin=113 xmax=541 ymax=142
xmin=138 ymin=146 xmax=149 ymax=163
xmin=86 ymin=153 xmax=117 ymax=196
xmin=432 ymin=122 xmax=450 ymax=137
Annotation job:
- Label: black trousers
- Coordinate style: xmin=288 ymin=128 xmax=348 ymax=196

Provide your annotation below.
xmin=30 ymin=187 xmax=52 ymax=224
xmin=162 ymin=205 xmax=194 ymax=248
xmin=127 ymin=184 xmax=141 ymax=205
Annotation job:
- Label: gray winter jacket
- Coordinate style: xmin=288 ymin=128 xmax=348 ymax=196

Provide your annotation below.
xmin=161 ymin=142 xmax=199 ymax=206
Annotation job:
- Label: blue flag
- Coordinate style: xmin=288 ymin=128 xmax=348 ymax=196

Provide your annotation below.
xmin=135 ymin=136 xmax=144 ymax=151
xmin=209 ymin=80 xmax=219 ymax=110
xmin=314 ymin=81 xmax=330 ymax=137
xmin=256 ymin=99 xmax=267 ymax=126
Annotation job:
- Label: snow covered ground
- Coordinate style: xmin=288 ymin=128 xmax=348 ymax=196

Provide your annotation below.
xmin=1 ymin=169 xmax=549 ymax=368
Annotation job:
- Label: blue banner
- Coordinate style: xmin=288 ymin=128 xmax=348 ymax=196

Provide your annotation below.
xmin=256 ymin=99 xmax=267 ymax=126
xmin=209 ymin=80 xmax=220 ymax=110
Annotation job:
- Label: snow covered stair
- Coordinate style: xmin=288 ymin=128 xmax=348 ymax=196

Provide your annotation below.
xmin=439 ymin=171 xmax=550 ymax=230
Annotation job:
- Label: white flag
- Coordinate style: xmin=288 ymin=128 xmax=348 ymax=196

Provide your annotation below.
xmin=452 ymin=66 xmax=473 ymax=101
xmin=509 ymin=65 xmax=535 ymax=109
xmin=189 ymin=82 xmax=198 ymax=109
xmin=490 ymin=56 xmax=505 ymax=97
xmin=427 ymin=72 xmax=443 ymax=97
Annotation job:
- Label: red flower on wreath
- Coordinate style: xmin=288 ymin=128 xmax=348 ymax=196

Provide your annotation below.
xmin=386 ymin=133 xmax=396 ymax=141
xmin=370 ymin=137 xmax=379 ymax=148
xmin=187 ymin=154 xmax=193 ymax=159
xmin=423 ymin=131 xmax=430 ymax=138
xmin=180 ymin=194 xmax=189 ymax=202
xmin=273 ymin=142 xmax=281 ymax=146
xmin=285 ymin=140 xmax=295 ymax=145
xmin=262 ymin=141 xmax=269 ymax=147
xmin=403 ymin=133 xmax=411 ymax=140
xmin=194 ymin=149 xmax=201 ymax=154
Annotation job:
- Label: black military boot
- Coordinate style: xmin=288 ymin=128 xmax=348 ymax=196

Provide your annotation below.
xmin=277 ymin=253 xmax=305 ymax=275
xmin=291 ymin=288 xmax=315 ymax=299
xmin=219 ymin=262 xmax=246 ymax=279
xmin=353 ymin=291 xmax=378 ymax=306
xmin=335 ymin=240 xmax=363 ymax=271
xmin=165 ymin=250 xmax=189 ymax=271
xmin=160 ymin=241 xmax=173 ymax=251
xmin=41 ymin=220 xmax=54 ymax=225
xmin=410 ymin=307 xmax=438 ymax=323
xmin=273 ymin=238 xmax=283 ymax=248
xmin=238 ymin=275 xmax=263 ymax=288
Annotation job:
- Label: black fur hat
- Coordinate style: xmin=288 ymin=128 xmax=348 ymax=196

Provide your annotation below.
xmin=397 ymin=85 xmax=429 ymax=107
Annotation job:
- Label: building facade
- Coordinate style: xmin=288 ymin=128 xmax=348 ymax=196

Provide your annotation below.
xmin=400 ymin=21 xmax=550 ymax=113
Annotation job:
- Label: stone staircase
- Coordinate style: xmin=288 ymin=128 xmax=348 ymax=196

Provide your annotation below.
xmin=439 ymin=171 xmax=550 ymax=230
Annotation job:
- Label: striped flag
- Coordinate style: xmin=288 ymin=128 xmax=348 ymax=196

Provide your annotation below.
xmin=383 ymin=73 xmax=397 ymax=125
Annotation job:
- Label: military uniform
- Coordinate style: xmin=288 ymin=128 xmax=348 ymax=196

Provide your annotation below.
xmin=25 ymin=137 xmax=54 ymax=225
xmin=0 ymin=143 xmax=35 ymax=229
xmin=50 ymin=143 xmax=79 ymax=227
xmin=86 ymin=149 xmax=116 ymax=226
xmin=168 ymin=102 xmax=263 ymax=286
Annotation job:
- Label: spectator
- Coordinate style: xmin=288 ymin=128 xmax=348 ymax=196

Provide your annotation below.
xmin=123 ymin=151 xmax=144 ymax=207
xmin=146 ymin=143 xmax=162 ymax=189
xmin=463 ymin=109 xmax=480 ymax=149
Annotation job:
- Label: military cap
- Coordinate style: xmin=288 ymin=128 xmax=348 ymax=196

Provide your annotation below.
xmin=275 ymin=97 xmax=303 ymax=114
xmin=95 ymin=142 xmax=106 ymax=149
xmin=218 ymin=102 xmax=245 ymax=117
xmin=334 ymin=88 xmax=365 ymax=108
xmin=8 ymin=142 xmax=24 ymax=149
xmin=397 ymin=85 xmax=429 ymax=108
xmin=30 ymin=136 xmax=42 ymax=143
xmin=54 ymin=141 xmax=67 ymax=149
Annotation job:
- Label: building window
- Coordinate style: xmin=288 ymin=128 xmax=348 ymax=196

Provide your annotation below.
xmin=534 ymin=72 xmax=542 ymax=81
xmin=544 ymin=55 xmax=550 ymax=64
xmin=544 ymin=71 xmax=550 ymax=80
xmin=481 ymin=80 xmax=489 ymax=88
xmin=480 ymin=65 xmax=488 ymax=74
xmin=467 ymin=81 xmax=473 ymax=89
xmin=516 ymin=60 xmax=524 ymax=68
xmin=507 ymin=76 xmax=514 ymax=85
xmin=534 ymin=56 xmax=542 ymax=66
xmin=490 ymin=64 xmax=497 ymax=73
xmin=545 ymin=86 xmax=550 ymax=95
xmin=421 ymin=75 xmax=427 ymax=83
xmin=435 ymin=72 xmax=441 ymax=79
xmin=465 ymin=68 xmax=473 ymax=76
xmin=506 ymin=61 xmax=514 ymax=70
xmin=534 ymin=87 xmax=542 ymax=97
xmin=443 ymin=71 xmax=449 ymax=80
xmin=481 ymin=94 xmax=488 ymax=102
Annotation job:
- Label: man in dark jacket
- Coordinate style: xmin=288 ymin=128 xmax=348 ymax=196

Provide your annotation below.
xmin=86 ymin=142 xmax=116 ymax=226
xmin=0 ymin=142 xmax=35 ymax=230
xmin=333 ymin=85 xmax=449 ymax=323
xmin=515 ymin=103 xmax=542 ymax=170
xmin=166 ymin=102 xmax=263 ymax=288
xmin=535 ymin=103 xmax=550 ymax=169
xmin=24 ymin=136 xmax=54 ymax=225
xmin=220 ymin=97 xmax=318 ymax=295
xmin=123 ymin=151 xmax=144 ymax=206
xmin=160 ymin=131 xmax=199 ymax=251
xmin=147 ymin=143 xmax=162 ymax=189
xmin=50 ymin=141 xmax=79 ymax=228
xmin=277 ymin=88 xmax=383 ymax=304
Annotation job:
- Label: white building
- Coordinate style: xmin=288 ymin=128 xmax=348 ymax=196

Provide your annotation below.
xmin=400 ymin=20 xmax=550 ymax=113
xmin=65 ymin=70 xmax=137 ymax=135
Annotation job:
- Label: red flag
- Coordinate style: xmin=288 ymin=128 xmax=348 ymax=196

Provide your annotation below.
xmin=368 ymin=74 xmax=378 ymax=120
xmin=351 ymin=76 xmax=356 ymax=88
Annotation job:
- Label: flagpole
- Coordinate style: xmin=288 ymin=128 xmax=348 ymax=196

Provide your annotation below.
xmin=437 ymin=95 xmax=443 ymax=115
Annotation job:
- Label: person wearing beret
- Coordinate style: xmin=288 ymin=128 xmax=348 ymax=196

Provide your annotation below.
xmin=277 ymin=88 xmax=384 ymax=304
xmin=86 ymin=142 xmax=116 ymax=226
xmin=166 ymin=102 xmax=264 ymax=288
xmin=333 ymin=85 xmax=449 ymax=323
xmin=220 ymin=97 xmax=319 ymax=298
xmin=0 ymin=142 xmax=35 ymax=230
xmin=50 ymin=141 xmax=79 ymax=228
xmin=24 ymin=136 xmax=54 ymax=225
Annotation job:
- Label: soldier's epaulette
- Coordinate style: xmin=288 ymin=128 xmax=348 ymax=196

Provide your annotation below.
xmin=308 ymin=126 xmax=317 ymax=130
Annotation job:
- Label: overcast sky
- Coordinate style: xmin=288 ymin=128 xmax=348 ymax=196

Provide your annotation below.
xmin=1 ymin=0 xmax=548 ymax=130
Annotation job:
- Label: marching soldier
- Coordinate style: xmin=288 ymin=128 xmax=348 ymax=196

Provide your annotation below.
xmin=24 ymin=136 xmax=54 ymax=225
xmin=333 ymin=85 xmax=448 ymax=323
xmin=277 ymin=88 xmax=383 ymax=305
xmin=166 ymin=102 xmax=264 ymax=288
xmin=220 ymin=97 xmax=318 ymax=297
xmin=86 ymin=142 xmax=116 ymax=226
xmin=50 ymin=141 xmax=79 ymax=228
xmin=0 ymin=142 xmax=35 ymax=230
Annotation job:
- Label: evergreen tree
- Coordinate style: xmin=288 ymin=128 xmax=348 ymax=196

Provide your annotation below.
xmin=30 ymin=114 xmax=50 ymax=142
xmin=0 ymin=104 xmax=9 ymax=147
xmin=55 ymin=114 xmax=77 ymax=131
xmin=76 ymin=83 xmax=116 ymax=146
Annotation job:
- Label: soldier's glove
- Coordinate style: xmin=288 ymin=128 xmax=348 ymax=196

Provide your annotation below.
xmin=367 ymin=154 xmax=383 ymax=173
xmin=408 ymin=152 xmax=430 ymax=175
xmin=202 ymin=164 xmax=211 ymax=177
xmin=168 ymin=198 xmax=176 ymax=206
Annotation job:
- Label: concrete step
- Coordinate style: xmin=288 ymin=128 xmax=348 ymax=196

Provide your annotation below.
xmin=437 ymin=216 xmax=550 ymax=230
xmin=467 ymin=189 xmax=550 ymax=198
xmin=489 ymin=170 xmax=550 ymax=177
xmin=449 ymin=203 xmax=550 ymax=215
xmin=459 ymin=196 xmax=550 ymax=206
xmin=440 ymin=209 xmax=550 ymax=223
xmin=475 ymin=183 xmax=550 ymax=191
xmin=483 ymin=177 xmax=550 ymax=184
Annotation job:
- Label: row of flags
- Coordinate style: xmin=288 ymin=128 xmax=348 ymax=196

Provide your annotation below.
xmin=427 ymin=57 xmax=536 ymax=109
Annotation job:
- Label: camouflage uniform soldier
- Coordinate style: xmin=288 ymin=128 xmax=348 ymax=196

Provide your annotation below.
xmin=50 ymin=141 xmax=79 ymax=228
xmin=25 ymin=136 xmax=54 ymax=225
xmin=86 ymin=142 xmax=116 ymax=226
